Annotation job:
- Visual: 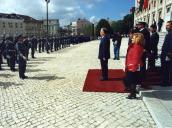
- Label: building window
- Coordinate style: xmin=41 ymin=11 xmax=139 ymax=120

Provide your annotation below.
xmin=3 ymin=22 xmax=5 ymax=28
xmin=166 ymin=6 xmax=171 ymax=13
xmin=20 ymin=23 xmax=23 ymax=28
xmin=159 ymin=10 xmax=162 ymax=18
xmin=15 ymin=23 xmax=18 ymax=28
xmin=160 ymin=0 xmax=163 ymax=4
xmin=154 ymin=1 xmax=156 ymax=8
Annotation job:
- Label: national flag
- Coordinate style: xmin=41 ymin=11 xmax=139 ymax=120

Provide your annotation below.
xmin=143 ymin=0 xmax=149 ymax=9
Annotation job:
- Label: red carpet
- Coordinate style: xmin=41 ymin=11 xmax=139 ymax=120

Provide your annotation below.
xmin=83 ymin=69 xmax=126 ymax=93
xmin=83 ymin=67 xmax=163 ymax=93
xmin=142 ymin=67 xmax=161 ymax=89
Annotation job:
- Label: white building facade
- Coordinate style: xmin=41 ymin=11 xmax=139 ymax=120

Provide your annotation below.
xmin=134 ymin=0 xmax=172 ymax=32
xmin=0 ymin=13 xmax=24 ymax=38
xmin=43 ymin=19 xmax=60 ymax=36
xmin=71 ymin=19 xmax=92 ymax=35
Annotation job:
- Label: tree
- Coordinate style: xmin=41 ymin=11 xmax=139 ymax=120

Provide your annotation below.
xmin=111 ymin=20 xmax=124 ymax=34
xmin=111 ymin=13 xmax=134 ymax=34
xmin=123 ymin=13 xmax=134 ymax=34
xmin=95 ymin=19 xmax=112 ymax=36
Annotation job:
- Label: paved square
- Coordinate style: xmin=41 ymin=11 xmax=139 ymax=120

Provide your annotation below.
xmin=0 ymin=38 xmax=156 ymax=128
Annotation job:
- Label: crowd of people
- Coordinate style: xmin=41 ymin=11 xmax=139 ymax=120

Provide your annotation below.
xmin=98 ymin=20 xmax=172 ymax=99
xmin=0 ymin=35 xmax=91 ymax=79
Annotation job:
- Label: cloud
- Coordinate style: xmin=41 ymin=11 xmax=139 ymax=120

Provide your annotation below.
xmin=0 ymin=0 xmax=103 ymax=26
xmin=89 ymin=16 xmax=100 ymax=23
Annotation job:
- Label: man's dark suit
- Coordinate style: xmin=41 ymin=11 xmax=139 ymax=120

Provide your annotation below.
xmin=149 ymin=32 xmax=159 ymax=68
xmin=140 ymin=28 xmax=150 ymax=81
xmin=161 ymin=31 xmax=172 ymax=85
xmin=98 ymin=35 xmax=110 ymax=80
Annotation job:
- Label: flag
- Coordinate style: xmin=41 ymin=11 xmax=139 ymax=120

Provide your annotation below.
xmin=143 ymin=0 xmax=149 ymax=9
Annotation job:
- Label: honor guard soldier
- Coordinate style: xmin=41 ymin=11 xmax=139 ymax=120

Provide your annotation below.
xmin=38 ymin=37 xmax=42 ymax=53
xmin=16 ymin=35 xmax=28 ymax=79
xmin=45 ymin=37 xmax=50 ymax=53
xmin=31 ymin=36 xmax=37 ymax=58
xmin=23 ymin=37 xmax=30 ymax=60
xmin=5 ymin=36 xmax=16 ymax=71
xmin=0 ymin=38 xmax=4 ymax=70
xmin=42 ymin=37 xmax=45 ymax=52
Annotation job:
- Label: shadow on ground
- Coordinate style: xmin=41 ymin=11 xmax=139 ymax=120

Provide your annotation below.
xmin=142 ymin=87 xmax=172 ymax=101
xmin=29 ymin=74 xmax=65 ymax=81
xmin=0 ymin=82 xmax=23 ymax=89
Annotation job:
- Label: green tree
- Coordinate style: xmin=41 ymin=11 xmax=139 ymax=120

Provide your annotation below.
xmin=111 ymin=13 xmax=134 ymax=34
xmin=111 ymin=20 xmax=124 ymax=34
xmin=95 ymin=19 xmax=112 ymax=36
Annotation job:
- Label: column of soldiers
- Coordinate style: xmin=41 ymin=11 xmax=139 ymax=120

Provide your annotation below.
xmin=0 ymin=35 xmax=91 ymax=79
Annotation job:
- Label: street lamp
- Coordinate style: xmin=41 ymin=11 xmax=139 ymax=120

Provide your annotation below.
xmin=45 ymin=0 xmax=50 ymax=37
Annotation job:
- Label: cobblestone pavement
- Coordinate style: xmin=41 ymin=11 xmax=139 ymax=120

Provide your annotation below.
xmin=0 ymin=39 xmax=156 ymax=128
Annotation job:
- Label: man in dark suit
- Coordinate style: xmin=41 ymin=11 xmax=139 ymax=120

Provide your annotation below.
xmin=161 ymin=21 xmax=172 ymax=86
xmin=137 ymin=22 xmax=151 ymax=80
xmin=98 ymin=28 xmax=110 ymax=81
xmin=149 ymin=24 xmax=159 ymax=69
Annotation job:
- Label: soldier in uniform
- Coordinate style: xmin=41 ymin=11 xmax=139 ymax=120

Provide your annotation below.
xmin=5 ymin=36 xmax=16 ymax=71
xmin=0 ymin=38 xmax=4 ymax=70
xmin=31 ymin=36 xmax=37 ymax=58
xmin=50 ymin=37 xmax=53 ymax=52
xmin=38 ymin=37 xmax=42 ymax=53
xmin=16 ymin=35 xmax=28 ymax=79
xmin=42 ymin=37 xmax=45 ymax=52
xmin=45 ymin=37 xmax=50 ymax=53
xmin=23 ymin=37 xmax=30 ymax=61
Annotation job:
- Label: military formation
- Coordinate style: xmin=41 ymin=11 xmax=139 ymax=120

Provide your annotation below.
xmin=0 ymin=35 xmax=91 ymax=79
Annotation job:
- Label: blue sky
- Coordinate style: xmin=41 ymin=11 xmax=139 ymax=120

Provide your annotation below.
xmin=82 ymin=0 xmax=135 ymax=21
xmin=0 ymin=0 xmax=135 ymax=25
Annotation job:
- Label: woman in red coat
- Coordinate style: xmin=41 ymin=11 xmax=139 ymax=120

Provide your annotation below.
xmin=124 ymin=33 xmax=144 ymax=99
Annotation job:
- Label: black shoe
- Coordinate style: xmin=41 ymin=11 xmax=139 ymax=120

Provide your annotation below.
xmin=23 ymin=76 xmax=28 ymax=79
xmin=20 ymin=77 xmax=25 ymax=80
xmin=113 ymin=58 xmax=117 ymax=60
xmin=100 ymin=78 xmax=108 ymax=81
xmin=126 ymin=94 xmax=136 ymax=99
xmin=11 ymin=69 xmax=16 ymax=72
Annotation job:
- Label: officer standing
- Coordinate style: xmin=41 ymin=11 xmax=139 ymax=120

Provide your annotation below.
xmin=16 ymin=35 xmax=28 ymax=79
xmin=45 ymin=37 xmax=50 ymax=53
xmin=161 ymin=21 xmax=172 ymax=86
xmin=149 ymin=24 xmax=159 ymax=69
xmin=0 ymin=38 xmax=4 ymax=70
xmin=23 ymin=37 xmax=30 ymax=61
xmin=5 ymin=36 xmax=16 ymax=71
xmin=31 ymin=36 xmax=37 ymax=58
xmin=38 ymin=37 xmax=42 ymax=53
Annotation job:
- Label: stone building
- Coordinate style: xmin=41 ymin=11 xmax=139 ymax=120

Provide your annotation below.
xmin=0 ymin=13 xmax=24 ymax=38
xmin=134 ymin=0 xmax=172 ymax=32
xmin=0 ymin=13 xmax=44 ymax=38
xmin=42 ymin=19 xmax=60 ymax=36
xmin=71 ymin=18 xmax=92 ymax=35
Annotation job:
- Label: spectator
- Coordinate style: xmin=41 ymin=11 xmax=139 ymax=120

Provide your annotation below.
xmin=148 ymin=24 xmax=159 ymax=69
xmin=124 ymin=33 xmax=144 ymax=99
xmin=112 ymin=32 xmax=122 ymax=60
xmin=160 ymin=21 xmax=172 ymax=86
